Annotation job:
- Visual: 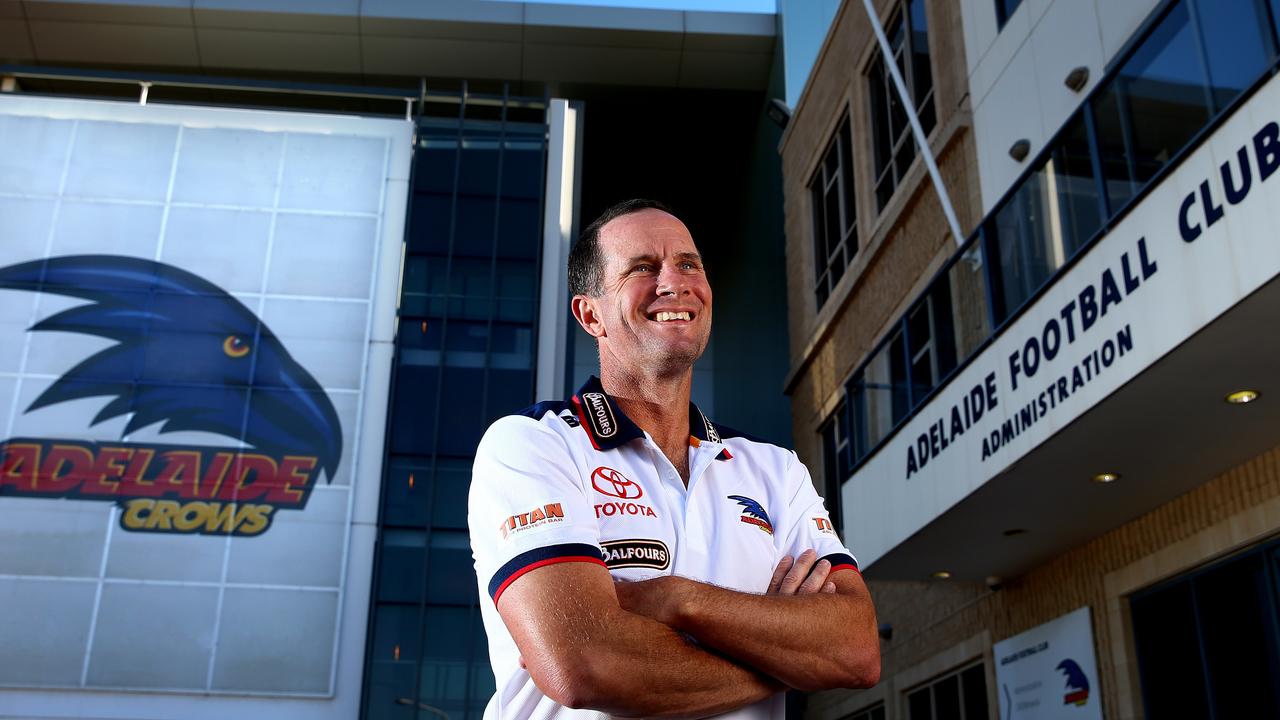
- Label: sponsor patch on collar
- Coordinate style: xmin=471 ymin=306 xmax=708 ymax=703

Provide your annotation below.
xmin=699 ymin=408 xmax=720 ymax=443
xmin=581 ymin=392 xmax=618 ymax=438
xmin=601 ymin=539 xmax=670 ymax=570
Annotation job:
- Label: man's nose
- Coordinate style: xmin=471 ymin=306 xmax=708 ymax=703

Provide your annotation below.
xmin=656 ymin=264 xmax=687 ymax=296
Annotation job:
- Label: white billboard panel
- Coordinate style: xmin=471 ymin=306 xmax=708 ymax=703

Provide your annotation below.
xmin=0 ymin=94 xmax=411 ymax=718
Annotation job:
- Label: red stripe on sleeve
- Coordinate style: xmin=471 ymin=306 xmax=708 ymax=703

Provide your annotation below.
xmin=491 ymin=555 xmax=607 ymax=605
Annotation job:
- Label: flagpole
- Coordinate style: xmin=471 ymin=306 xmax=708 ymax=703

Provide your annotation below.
xmin=860 ymin=0 xmax=965 ymax=246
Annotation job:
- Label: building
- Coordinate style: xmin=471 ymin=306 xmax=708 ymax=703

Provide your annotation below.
xmin=0 ymin=2 xmax=795 ymax=718
xmin=781 ymin=0 xmax=1280 ymax=718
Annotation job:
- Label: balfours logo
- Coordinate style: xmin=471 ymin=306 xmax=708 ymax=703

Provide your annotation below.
xmin=0 ymin=255 xmax=343 ymax=537
xmin=601 ymin=539 xmax=670 ymax=570
xmin=580 ymin=392 xmax=617 ymax=438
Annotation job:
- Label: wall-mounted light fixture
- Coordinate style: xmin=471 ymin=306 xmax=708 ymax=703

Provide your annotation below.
xmin=1009 ymin=139 xmax=1031 ymax=161
xmin=766 ymin=98 xmax=792 ymax=130
xmin=1064 ymin=66 xmax=1090 ymax=92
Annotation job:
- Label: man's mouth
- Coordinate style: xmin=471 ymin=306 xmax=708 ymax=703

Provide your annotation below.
xmin=650 ymin=311 xmax=694 ymax=322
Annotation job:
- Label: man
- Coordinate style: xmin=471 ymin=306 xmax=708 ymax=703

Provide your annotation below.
xmin=469 ymin=199 xmax=879 ymax=719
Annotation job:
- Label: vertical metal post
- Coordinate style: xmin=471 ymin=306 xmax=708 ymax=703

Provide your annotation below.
xmin=535 ymin=99 xmax=582 ymax=401
xmin=860 ymin=0 xmax=964 ymax=245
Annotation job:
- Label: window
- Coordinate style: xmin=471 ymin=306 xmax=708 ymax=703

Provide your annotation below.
xmin=820 ymin=403 xmax=853 ymax=532
xmin=868 ymin=0 xmax=935 ymax=211
xmin=811 ymin=114 xmax=857 ymax=308
xmin=1131 ymin=537 xmax=1280 ymax=718
xmin=906 ymin=661 xmax=989 ymax=720
xmin=994 ymin=0 xmax=1023 ymax=29
xmin=1092 ymin=0 xmax=1274 ymax=214
xmin=905 ymin=273 xmax=958 ymax=401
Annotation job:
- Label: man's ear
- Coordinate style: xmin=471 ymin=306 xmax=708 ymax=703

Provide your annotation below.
xmin=571 ymin=295 xmax=606 ymax=339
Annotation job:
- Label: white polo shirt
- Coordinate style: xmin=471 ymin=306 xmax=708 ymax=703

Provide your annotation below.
xmin=469 ymin=377 xmax=858 ymax=720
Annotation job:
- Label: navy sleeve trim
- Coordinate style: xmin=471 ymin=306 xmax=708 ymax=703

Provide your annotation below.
xmin=488 ymin=542 xmax=606 ymax=603
xmin=821 ymin=552 xmax=859 ymax=574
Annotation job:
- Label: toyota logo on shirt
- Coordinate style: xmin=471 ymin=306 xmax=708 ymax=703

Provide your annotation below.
xmin=591 ymin=466 xmax=643 ymax=499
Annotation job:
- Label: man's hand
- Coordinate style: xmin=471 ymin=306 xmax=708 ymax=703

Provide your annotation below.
xmin=611 ymin=552 xmax=878 ymax=692
xmin=615 ymin=551 xmax=835 ymax=628
xmin=498 ymin=561 xmax=781 ymax=718
xmin=768 ymin=550 xmax=837 ymax=595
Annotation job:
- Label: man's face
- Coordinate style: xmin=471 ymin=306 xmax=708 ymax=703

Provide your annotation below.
xmin=578 ymin=209 xmax=713 ymax=376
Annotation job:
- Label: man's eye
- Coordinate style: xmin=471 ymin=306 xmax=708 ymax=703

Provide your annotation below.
xmin=634 ymin=264 xmax=654 ymax=272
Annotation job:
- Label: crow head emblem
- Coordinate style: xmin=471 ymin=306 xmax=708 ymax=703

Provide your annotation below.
xmin=0 ymin=255 xmax=344 ymax=536
xmin=728 ymin=494 xmax=774 ymax=535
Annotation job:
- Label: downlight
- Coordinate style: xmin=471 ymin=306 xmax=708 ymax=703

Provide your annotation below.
xmin=1225 ymin=390 xmax=1259 ymax=404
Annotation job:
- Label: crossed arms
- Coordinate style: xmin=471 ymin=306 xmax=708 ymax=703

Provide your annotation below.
xmin=496 ymin=549 xmax=880 ymax=718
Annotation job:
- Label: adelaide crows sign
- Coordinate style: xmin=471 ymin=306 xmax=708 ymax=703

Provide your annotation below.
xmin=0 ymin=255 xmax=343 ymax=537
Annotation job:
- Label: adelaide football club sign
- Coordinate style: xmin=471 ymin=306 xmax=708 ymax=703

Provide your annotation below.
xmin=0 ymin=254 xmax=342 ymax=537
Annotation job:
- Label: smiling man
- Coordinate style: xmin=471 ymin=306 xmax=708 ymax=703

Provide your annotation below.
xmin=469 ymin=199 xmax=880 ymax=719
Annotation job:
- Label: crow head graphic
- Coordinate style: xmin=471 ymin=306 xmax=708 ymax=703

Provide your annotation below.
xmin=728 ymin=494 xmax=772 ymax=525
xmin=0 ymin=255 xmax=342 ymax=481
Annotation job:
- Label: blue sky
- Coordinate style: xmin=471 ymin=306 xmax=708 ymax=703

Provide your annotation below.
xmin=479 ymin=0 xmax=776 ymax=12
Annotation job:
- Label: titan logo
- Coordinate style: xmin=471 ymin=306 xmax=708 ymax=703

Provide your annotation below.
xmin=812 ymin=517 xmax=837 ymax=536
xmin=498 ymin=502 xmax=565 ymax=540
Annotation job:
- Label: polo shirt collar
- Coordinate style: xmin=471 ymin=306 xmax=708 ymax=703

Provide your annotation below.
xmin=570 ymin=376 xmax=720 ymax=451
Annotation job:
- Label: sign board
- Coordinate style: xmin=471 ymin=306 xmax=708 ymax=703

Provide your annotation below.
xmin=0 ymin=95 xmax=410 ymax=700
xmin=994 ymin=607 xmax=1102 ymax=720
xmin=846 ymin=67 xmax=1280 ymax=567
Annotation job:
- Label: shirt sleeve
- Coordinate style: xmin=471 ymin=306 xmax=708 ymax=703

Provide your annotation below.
xmin=777 ymin=451 xmax=859 ymax=575
xmin=469 ymin=414 xmax=606 ymax=605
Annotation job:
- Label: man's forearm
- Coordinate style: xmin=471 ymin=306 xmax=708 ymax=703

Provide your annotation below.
xmin=549 ymin=608 xmax=781 ymax=718
xmin=619 ymin=572 xmax=880 ymax=691
xmin=498 ymin=563 xmax=780 ymax=719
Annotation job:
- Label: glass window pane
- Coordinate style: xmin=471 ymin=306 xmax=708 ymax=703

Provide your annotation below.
xmin=378 ymin=530 xmax=427 ymax=604
xmin=907 ymin=687 xmax=933 ymax=720
xmin=960 ymin=664 xmax=988 ymax=719
xmin=1194 ymin=0 xmax=1272 ymax=111
xmin=384 ymin=457 xmax=432 ymax=527
xmin=996 ymin=0 xmax=1024 ymax=28
xmin=1092 ymin=88 xmax=1135 ymax=211
xmin=934 ymin=673 xmax=961 ymax=720
xmin=373 ymin=604 xmax=423 ymax=663
xmin=432 ymin=458 xmax=473 ymax=530
xmin=839 ymin=118 xmax=857 ymax=236
xmin=1118 ymin=3 xmax=1211 ymax=185
xmin=992 ymin=164 xmax=1064 ymax=315
xmin=1051 ymin=113 xmax=1103 ymax=257
xmin=1193 ymin=553 xmax=1280 ymax=717
xmin=812 ymin=182 xmax=828 ymax=285
xmin=426 ymin=531 xmax=481 ymax=604
xmin=870 ymin=58 xmax=893 ymax=180
xmin=1131 ymin=580 xmax=1211 ymax=718
xmin=909 ymin=0 xmax=934 ymax=121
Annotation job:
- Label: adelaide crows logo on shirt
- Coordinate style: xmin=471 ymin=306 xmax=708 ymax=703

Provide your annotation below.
xmin=0 ymin=255 xmax=343 ymax=537
xmin=728 ymin=494 xmax=773 ymax=535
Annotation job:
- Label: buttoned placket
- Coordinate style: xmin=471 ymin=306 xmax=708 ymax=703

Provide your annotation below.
xmin=641 ymin=433 xmax=722 ymax=577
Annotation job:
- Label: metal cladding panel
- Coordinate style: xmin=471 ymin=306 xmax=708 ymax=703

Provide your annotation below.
xmin=0 ymin=95 xmax=411 ymax=718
